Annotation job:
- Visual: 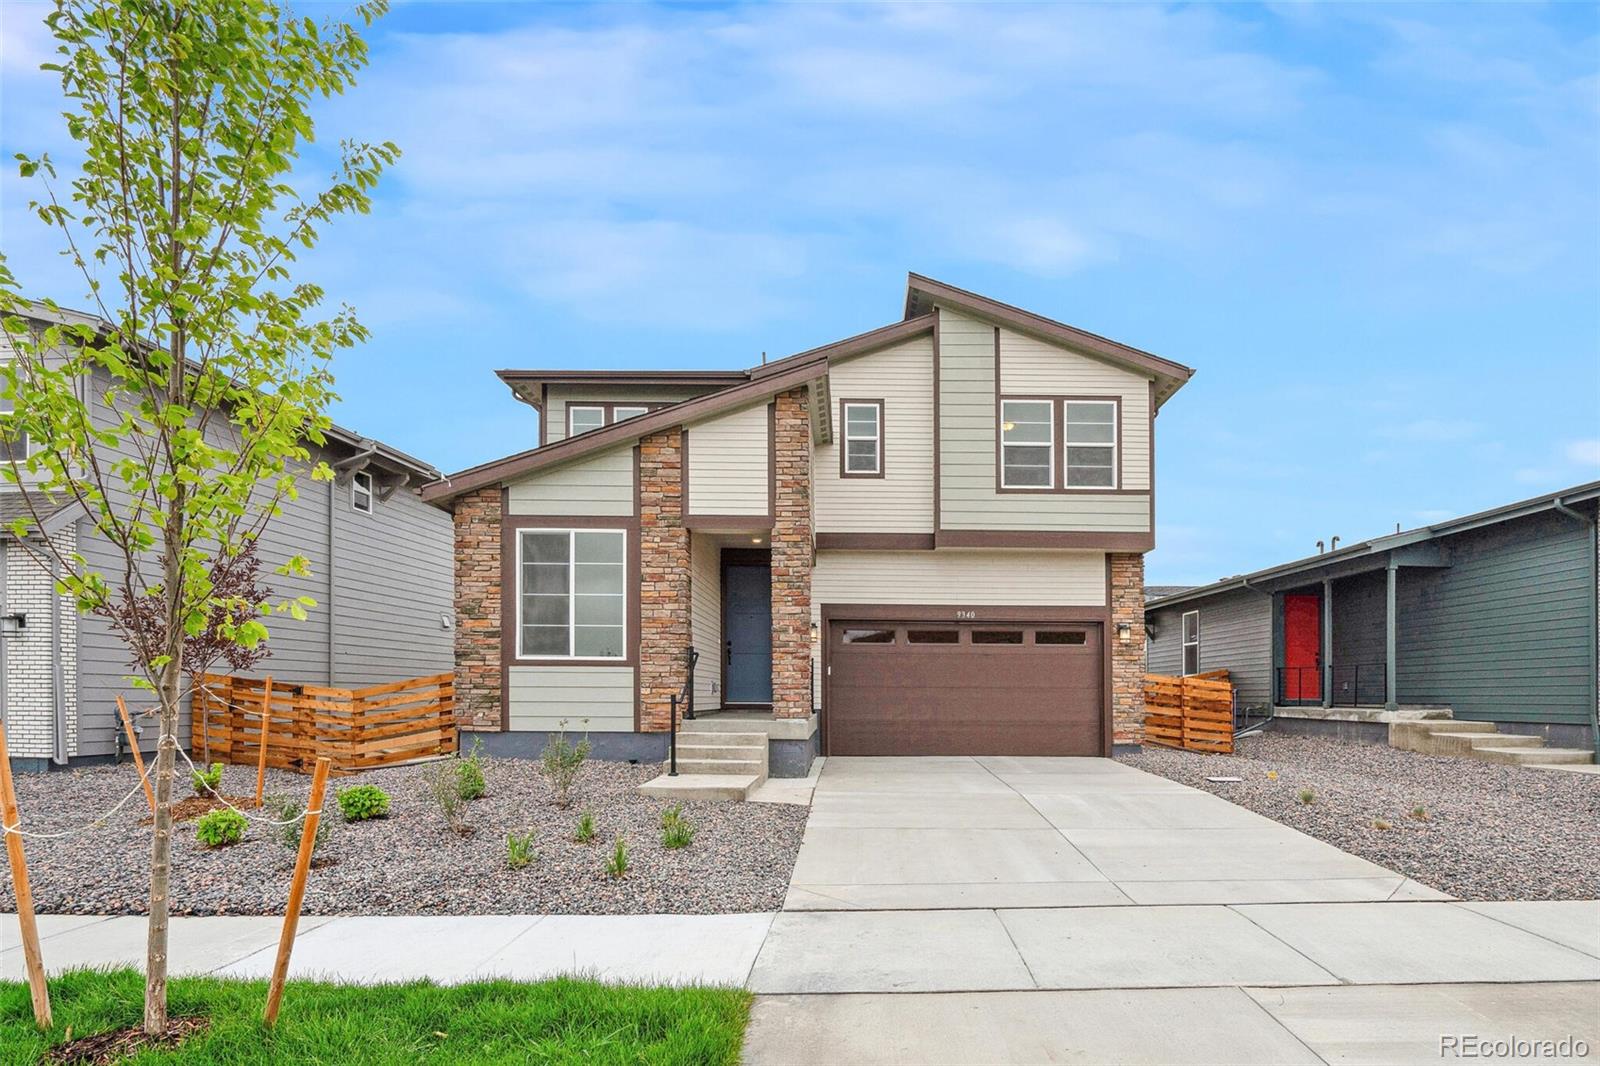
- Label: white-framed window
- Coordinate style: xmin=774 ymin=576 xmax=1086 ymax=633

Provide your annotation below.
xmin=1000 ymin=399 xmax=1054 ymax=489
xmin=612 ymin=405 xmax=649 ymax=422
xmin=0 ymin=384 xmax=30 ymax=464
xmin=567 ymin=405 xmax=606 ymax=437
xmin=1064 ymin=401 xmax=1117 ymax=488
xmin=351 ymin=470 xmax=374 ymax=513
xmin=517 ymin=528 xmax=627 ymax=660
xmin=841 ymin=400 xmax=882 ymax=476
xmin=1181 ymin=610 xmax=1200 ymax=676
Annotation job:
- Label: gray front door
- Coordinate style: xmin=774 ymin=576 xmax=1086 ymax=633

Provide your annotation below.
xmin=724 ymin=563 xmax=772 ymax=704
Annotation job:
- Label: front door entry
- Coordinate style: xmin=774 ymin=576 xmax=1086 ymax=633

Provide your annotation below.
xmin=1282 ymin=593 xmax=1322 ymax=703
xmin=724 ymin=555 xmax=772 ymax=705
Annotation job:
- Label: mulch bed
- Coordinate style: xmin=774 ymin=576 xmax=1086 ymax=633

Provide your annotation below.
xmin=1125 ymin=732 xmax=1600 ymax=901
xmin=45 ymin=1016 xmax=208 ymax=1065
xmin=3 ymin=757 xmax=808 ymax=916
xmin=140 ymin=795 xmax=258 ymax=826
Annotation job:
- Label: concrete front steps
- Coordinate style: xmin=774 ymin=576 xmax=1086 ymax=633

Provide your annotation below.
xmin=1390 ymin=719 xmax=1595 ymax=770
xmin=637 ymin=725 xmax=769 ymax=801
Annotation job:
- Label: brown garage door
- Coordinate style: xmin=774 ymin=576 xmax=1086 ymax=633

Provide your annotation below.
xmin=826 ymin=621 xmax=1104 ymax=756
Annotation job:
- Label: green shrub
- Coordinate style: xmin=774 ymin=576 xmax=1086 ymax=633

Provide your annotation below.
xmin=1297 ymin=788 xmax=1315 ymax=805
xmin=605 ymin=835 xmax=629 ymax=879
xmin=1372 ymin=818 xmax=1392 ymax=831
xmin=263 ymin=794 xmax=330 ymax=859
xmin=506 ymin=829 xmax=537 ymax=870
xmin=425 ymin=761 xmax=471 ymax=836
xmin=195 ymin=808 xmax=247 ymax=848
xmin=1411 ymin=805 xmax=1429 ymax=821
xmin=337 ymin=784 xmax=391 ymax=822
xmin=456 ymin=738 xmax=486 ymax=801
xmin=540 ymin=720 xmax=592 ymax=808
xmin=659 ymin=803 xmax=686 ymax=830
xmin=661 ymin=816 xmax=695 ymax=851
xmin=191 ymin=761 xmax=224 ymax=797
xmin=573 ymin=810 xmax=596 ymax=844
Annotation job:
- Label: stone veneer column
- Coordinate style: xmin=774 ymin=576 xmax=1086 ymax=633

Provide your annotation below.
xmin=637 ymin=429 xmax=691 ymax=732
xmin=771 ymin=388 xmax=813 ymax=719
xmin=1109 ymin=552 xmax=1147 ymax=748
xmin=453 ymin=486 xmax=503 ymax=731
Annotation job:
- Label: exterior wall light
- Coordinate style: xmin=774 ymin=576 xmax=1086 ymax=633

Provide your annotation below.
xmin=1116 ymin=621 xmax=1132 ymax=643
xmin=0 ymin=612 xmax=26 ymax=635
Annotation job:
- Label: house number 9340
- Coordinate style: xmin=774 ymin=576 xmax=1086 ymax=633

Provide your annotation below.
xmin=954 ymin=610 xmax=976 ymax=620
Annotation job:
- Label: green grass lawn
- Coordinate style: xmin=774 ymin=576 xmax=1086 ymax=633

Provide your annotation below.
xmin=1 ymin=969 xmax=751 ymax=1064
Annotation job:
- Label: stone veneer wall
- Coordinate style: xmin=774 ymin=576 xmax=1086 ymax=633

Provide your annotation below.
xmin=1109 ymin=551 xmax=1146 ymax=747
xmin=1 ymin=530 xmax=80 ymax=761
xmin=638 ymin=431 xmax=690 ymax=732
xmin=771 ymin=388 xmax=813 ymax=719
xmin=453 ymin=487 xmax=502 ymax=731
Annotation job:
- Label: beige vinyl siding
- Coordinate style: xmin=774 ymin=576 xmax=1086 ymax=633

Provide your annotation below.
xmin=507 ymin=665 xmax=635 ymax=732
xmin=686 ymin=402 xmax=769 ymax=516
xmin=506 ymin=446 xmax=634 ymax=517
xmin=689 ymin=533 xmax=722 ymax=711
xmin=814 ymin=335 xmax=934 ymax=533
xmin=810 ymin=548 xmax=1108 ymax=708
xmin=546 ymin=384 xmax=711 ymax=444
xmin=937 ymin=307 xmax=1151 ymax=533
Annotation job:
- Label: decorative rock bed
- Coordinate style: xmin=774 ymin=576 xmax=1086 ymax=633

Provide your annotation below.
xmin=1 ymin=756 xmax=809 ymax=916
xmin=1126 ymin=732 xmax=1600 ymax=901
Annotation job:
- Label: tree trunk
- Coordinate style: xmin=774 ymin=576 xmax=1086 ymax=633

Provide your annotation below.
xmin=143 ymin=643 xmax=182 ymax=1035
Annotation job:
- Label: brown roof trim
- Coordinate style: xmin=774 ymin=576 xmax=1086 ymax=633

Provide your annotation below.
xmin=422 ymin=359 xmax=827 ymax=504
xmin=935 ymin=530 xmax=1155 ymax=551
xmin=496 ymin=369 xmax=750 ymax=387
xmin=747 ymin=315 xmax=936 ymax=380
xmin=903 ymin=273 xmax=1194 ymax=398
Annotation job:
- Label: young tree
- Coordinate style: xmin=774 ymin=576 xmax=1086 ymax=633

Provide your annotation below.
xmin=0 ymin=0 xmax=396 ymax=1036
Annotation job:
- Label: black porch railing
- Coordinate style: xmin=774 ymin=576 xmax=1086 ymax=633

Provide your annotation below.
xmin=1276 ymin=666 xmax=1321 ymax=705
xmin=1330 ymin=662 xmax=1386 ymax=707
xmin=667 ymin=646 xmax=698 ymax=777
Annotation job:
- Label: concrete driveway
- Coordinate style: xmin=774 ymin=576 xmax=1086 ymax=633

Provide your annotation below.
xmin=745 ymin=757 xmax=1600 ymax=1064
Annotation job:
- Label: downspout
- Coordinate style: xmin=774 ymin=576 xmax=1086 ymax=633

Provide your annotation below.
xmin=1552 ymin=496 xmax=1599 ymax=762
xmin=49 ymin=550 xmax=67 ymax=765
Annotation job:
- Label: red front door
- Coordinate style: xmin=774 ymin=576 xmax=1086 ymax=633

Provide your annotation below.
xmin=1282 ymin=594 xmax=1321 ymax=702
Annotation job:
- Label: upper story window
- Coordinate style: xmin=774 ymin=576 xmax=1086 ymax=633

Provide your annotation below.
xmin=841 ymin=400 xmax=883 ymax=477
xmin=1181 ymin=610 xmax=1200 ymax=675
xmin=1065 ymin=401 xmax=1117 ymax=488
xmin=613 ymin=405 xmax=649 ymax=422
xmin=1000 ymin=399 xmax=1054 ymax=489
xmin=0 ymin=385 xmax=30 ymax=464
xmin=351 ymin=470 xmax=374 ymax=513
xmin=517 ymin=528 xmax=627 ymax=660
xmin=567 ymin=405 xmax=607 ymax=437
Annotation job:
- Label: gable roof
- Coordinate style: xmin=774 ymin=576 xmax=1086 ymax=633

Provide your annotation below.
xmin=495 ymin=370 xmax=752 ymax=411
xmin=1145 ymin=480 xmax=1600 ymax=612
xmin=903 ymin=273 xmax=1195 ymax=406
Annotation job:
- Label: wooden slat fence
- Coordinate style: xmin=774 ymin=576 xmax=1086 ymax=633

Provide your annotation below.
xmin=1144 ymin=672 xmax=1234 ymax=754
xmin=192 ymin=672 xmax=456 ymax=776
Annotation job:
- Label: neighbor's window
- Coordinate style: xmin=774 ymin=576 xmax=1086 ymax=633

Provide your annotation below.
xmin=567 ymin=405 xmax=606 ymax=437
xmin=842 ymin=401 xmax=882 ymax=476
xmin=1065 ymin=401 xmax=1117 ymax=488
xmin=518 ymin=529 xmax=627 ymax=659
xmin=1181 ymin=610 xmax=1200 ymax=675
xmin=1000 ymin=399 xmax=1053 ymax=488
xmin=351 ymin=470 xmax=374 ymax=513
xmin=0 ymin=386 xmax=28 ymax=464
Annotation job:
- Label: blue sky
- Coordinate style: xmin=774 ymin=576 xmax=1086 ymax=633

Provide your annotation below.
xmin=2 ymin=2 xmax=1597 ymax=584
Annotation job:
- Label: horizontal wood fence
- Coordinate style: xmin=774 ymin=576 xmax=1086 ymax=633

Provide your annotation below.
xmin=192 ymin=672 xmax=456 ymax=776
xmin=1144 ymin=672 xmax=1234 ymax=754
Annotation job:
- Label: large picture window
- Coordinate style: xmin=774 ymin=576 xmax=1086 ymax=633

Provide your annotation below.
xmin=518 ymin=529 xmax=627 ymax=659
xmin=1065 ymin=401 xmax=1117 ymax=488
xmin=1181 ymin=610 xmax=1200 ymax=676
xmin=1000 ymin=399 xmax=1054 ymax=488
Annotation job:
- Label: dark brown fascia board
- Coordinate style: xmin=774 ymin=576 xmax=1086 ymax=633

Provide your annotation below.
xmin=903 ymin=273 xmax=1195 ymax=402
xmin=422 ymin=360 xmax=827 ymax=504
xmin=495 ymin=369 xmax=751 ymax=387
xmin=746 ymin=315 xmax=936 ymax=380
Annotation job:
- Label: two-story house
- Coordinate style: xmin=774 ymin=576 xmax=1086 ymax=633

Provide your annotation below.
xmin=1 ymin=304 xmax=456 ymax=771
xmin=422 ymin=275 xmax=1194 ymax=780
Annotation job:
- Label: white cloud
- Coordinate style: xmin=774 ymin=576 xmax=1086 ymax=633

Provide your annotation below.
xmin=1565 ymin=439 xmax=1600 ymax=466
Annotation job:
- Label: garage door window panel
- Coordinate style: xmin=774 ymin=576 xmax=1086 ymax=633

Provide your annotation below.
xmin=1036 ymin=630 xmax=1088 ymax=645
xmin=906 ymin=629 xmax=959 ymax=645
xmin=971 ymin=629 xmax=1024 ymax=645
xmin=841 ymin=627 xmax=896 ymax=644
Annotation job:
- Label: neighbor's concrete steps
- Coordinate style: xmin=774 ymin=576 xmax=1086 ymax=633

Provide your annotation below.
xmin=1390 ymin=719 xmax=1595 ymax=771
xmin=637 ymin=725 xmax=768 ymax=801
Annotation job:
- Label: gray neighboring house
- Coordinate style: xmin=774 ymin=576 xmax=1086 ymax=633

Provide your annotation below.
xmin=1145 ymin=482 xmax=1600 ymax=755
xmin=1 ymin=305 xmax=455 ymax=772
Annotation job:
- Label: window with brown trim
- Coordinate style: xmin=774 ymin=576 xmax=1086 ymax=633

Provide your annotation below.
xmin=1000 ymin=399 xmax=1053 ymax=489
xmin=565 ymin=402 xmax=664 ymax=438
xmin=997 ymin=396 xmax=1122 ymax=492
xmin=840 ymin=399 xmax=884 ymax=477
xmin=1065 ymin=401 xmax=1116 ymax=488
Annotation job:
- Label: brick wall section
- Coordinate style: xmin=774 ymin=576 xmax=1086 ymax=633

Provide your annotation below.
xmin=1109 ymin=551 xmax=1146 ymax=746
xmin=638 ymin=430 xmax=690 ymax=732
xmin=453 ymin=487 xmax=502 ymax=730
xmin=771 ymin=389 xmax=813 ymax=719
xmin=1 ymin=529 xmax=80 ymax=760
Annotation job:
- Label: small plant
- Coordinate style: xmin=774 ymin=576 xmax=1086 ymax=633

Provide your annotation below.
xmin=662 ymin=816 xmax=695 ymax=851
xmin=1265 ymin=770 xmax=1279 ymax=781
xmin=191 ymin=762 xmax=224 ymax=797
xmin=1297 ymin=788 xmax=1315 ymax=805
xmin=1411 ymin=805 xmax=1429 ymax=821
xmin=506 ymin=829 xmax=537 ymax=870
xmin=1371 ymin=818 xmax=1392 ymax=831
xmin=337 ymin=784 xmax=391 ymax=822
xmin=195 ymin=808 xmax=246 ymax=848
xmin=456 ymin=737 xmax=487 ymax=802
xmin=605 ymin=835 xmax=629 ymax=879
xmin=540 ymin=720 xmax=593 ymax=809
xmin=426 ymin=762 xmax=472 ymax=836
xmin=573 ymin=810 xmax=596 ymax=844
xmin=659 ymin=803 xmax=686 ymax=830
xmin=264 ymin=794 xmax=330 ymax=859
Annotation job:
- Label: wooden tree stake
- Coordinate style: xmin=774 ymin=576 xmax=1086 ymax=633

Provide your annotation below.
xmin=263 ymin=755 xmax=329 ymax=1027
xmin=0 ymin=719 xmax=52 ymax=1029
xmin=254 ymin=676 xmax=274 ymax=807
xmin=117 ymin=696 xmax=156 ymax=816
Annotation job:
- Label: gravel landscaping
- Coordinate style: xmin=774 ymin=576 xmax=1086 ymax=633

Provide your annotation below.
xmin=1 ymin=756 xmax=808 ymax=916
xmin=1125 ymin=732 xmax=1600 ymax=901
